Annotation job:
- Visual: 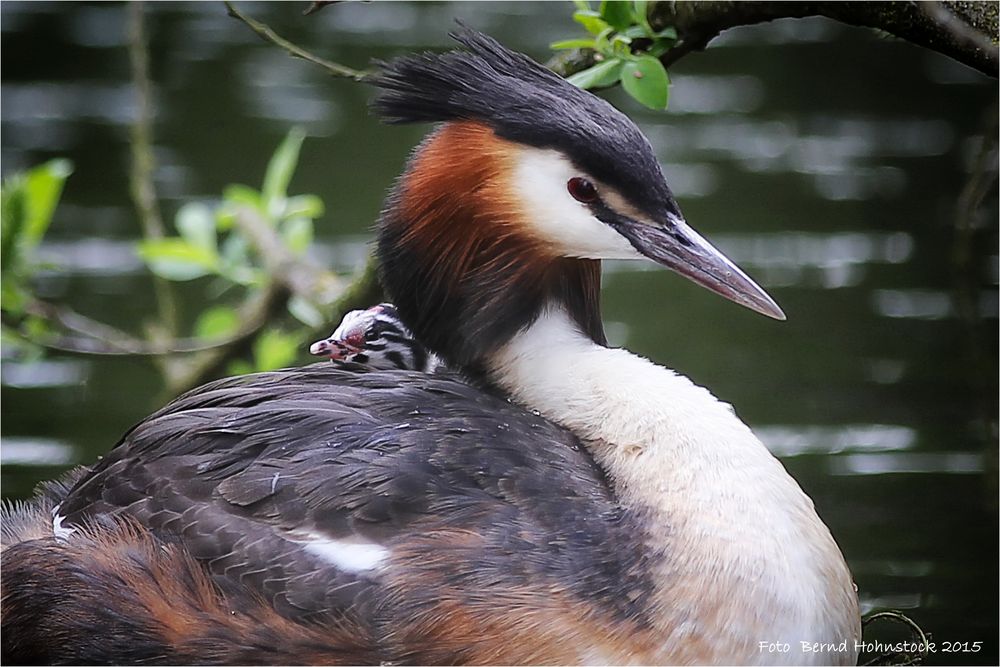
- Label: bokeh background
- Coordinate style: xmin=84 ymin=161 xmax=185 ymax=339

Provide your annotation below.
xmin=2 ymin=2 xmax=997 ymax=663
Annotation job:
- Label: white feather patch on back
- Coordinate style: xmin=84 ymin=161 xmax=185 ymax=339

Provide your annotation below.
xmin=296 ymin=533 xmax=389 ymax=573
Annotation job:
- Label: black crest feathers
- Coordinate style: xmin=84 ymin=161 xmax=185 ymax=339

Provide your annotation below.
xmin=370 ymin=26 xmax=570 ymax=127
xmin=369 ymin=25 xmax=674 ymax=215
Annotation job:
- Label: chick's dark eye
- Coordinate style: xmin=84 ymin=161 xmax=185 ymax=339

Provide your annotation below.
xmin=364 ymin=330 xmax=378 ymax=341
xmin=567 ymin=177 xmax=598 ymax=203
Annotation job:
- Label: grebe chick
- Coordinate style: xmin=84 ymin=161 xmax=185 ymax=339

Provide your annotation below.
xmin=309 ymin=303 xmax=443 ymax=372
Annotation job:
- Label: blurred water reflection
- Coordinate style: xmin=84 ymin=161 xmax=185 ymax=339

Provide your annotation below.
xmin=0 ymin=437 xmax=76 ymax=466
xmin=1 ymin=2 xmax=996 ymax=664
xmin=831 ymin=452 xmax=984 ymax=476
xmin=0 ymin=360 xmax=87 ymax=388
xmin=756 ymin=423 xmax=917 ymax=457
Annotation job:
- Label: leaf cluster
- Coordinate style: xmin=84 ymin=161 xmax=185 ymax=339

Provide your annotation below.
xmin=137 ymin=127 xmax=326 ymax=373
xmin=1 ymin=130 xmax=335 ymax=376
xmin=0 ymin=159 xmax=73 ymax=357
xmin=553 ymin=0 xmax=676 ymax=109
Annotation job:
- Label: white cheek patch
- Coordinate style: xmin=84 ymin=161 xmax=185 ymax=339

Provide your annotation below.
xmin=297 ymin=533 xmax=390 ymax=573
xmin=512 ymin=147 xmax=645 ymax=261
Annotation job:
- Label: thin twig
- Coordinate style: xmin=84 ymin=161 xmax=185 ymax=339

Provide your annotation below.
xmin=223 ymin=1 xmax=369 ymax=81
xmin=29 ymin=333 xmax=248 ymax=357
xmin=5 ymin=300 xmax=268 ymax=356
xmin=128 ymin=2 xmax=165 ymax=239
xmin=921 ymin=1 xmax=999 ymax=62
xmin=128 ymin=2 xmax=180 ymax=341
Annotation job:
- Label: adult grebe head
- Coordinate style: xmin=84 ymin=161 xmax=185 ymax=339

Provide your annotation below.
xmin=372 ymin=28 xmax=782 ymax=372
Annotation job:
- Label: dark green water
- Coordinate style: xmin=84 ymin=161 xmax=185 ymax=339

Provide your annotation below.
xmin=2 ymin=2 xmax=997 ymax=664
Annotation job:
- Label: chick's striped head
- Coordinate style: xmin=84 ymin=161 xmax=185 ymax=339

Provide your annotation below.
xmin=310 ymin=303 xmax=440 ymax=372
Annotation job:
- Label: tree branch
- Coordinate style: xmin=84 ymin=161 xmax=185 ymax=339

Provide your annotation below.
xmin=223 ymin=1 xmax=370 ymax=80
xmin=650 ymin=1 xmax=998 ymax=77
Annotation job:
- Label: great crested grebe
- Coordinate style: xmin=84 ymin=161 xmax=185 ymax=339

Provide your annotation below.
xmin=1 ymin=28 xmax=860 ymax=665
xmin=310 ymin=303 xmax=443 ymax=372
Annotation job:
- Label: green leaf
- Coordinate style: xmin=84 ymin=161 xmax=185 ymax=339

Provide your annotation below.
xmin=654 ymin=26 xmax=678 ymax=40
xmin=594 ymin=26 xmax=615 ymax=54
xmin=572 ymin=0 xmax=592 ymax=10
xmin=1 ymin=325 xmax=44 ymax=363
xmin=1 ymin=179 xmax=27 ymax=274
xmin=610 ymin=34 xmax=633 ymax=58
xmin=633 ymin=0 xmax=652 ymax=33
xmin=573 ymin=9 xmax=610 ymax=36
xmin=280 ymin=217 xmax=313 ymax=255
xmin=22 ymin=159 xmax=72 ymax=250
xmin=194 ymin=305 xmax=240 ymax=339
xmin=218 ymin=235 xmax=264 ymax=286
xmin=567 ymin=58 xmax=625 ymax=89
xmin=648 ymin=40 xmax=672 ymax=57
xmin=1 ymin=281 xmax=26 ymax=314
xmin=261 ymin=127 xmax=306 ymax=214
xmin=1 ymin=159 xmax=73 ymax=274
xmin=620 ymin=55 xmax=670 ymax=109
xmin=222 ymin=184 xmax=263 ymax=211
xmin=215 ymin=207 xmax=237 ymax=232
xmin=137 ymin=238 xmax=219 ymax=281
xmin=219 ymin=234 xmax=249 ymax=266
xmin=623 ymin=25 xmax=648 ymax=39
xmin=282 ymin=194 xmax=324 ymax=220
xmin=600 ymin=0 xmax=633 ymax=31
xmin=287 ymin=295 xmax=324 ymax=328
xmin=23 ymin=314 xmax=51 ymax=341
xmin=550 ymin=38 xmax=598 ymax=50
xmin=221 ymin=265 xmax=264 ymax=287
xmin=175 ymin=202 xmax=217 ymax=253
xmin=253 ymin=329 xmax=300 ymax=371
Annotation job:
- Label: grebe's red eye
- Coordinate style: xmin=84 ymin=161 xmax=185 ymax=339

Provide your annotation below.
xmin=567 ymin=177 xmax=598 ymax=203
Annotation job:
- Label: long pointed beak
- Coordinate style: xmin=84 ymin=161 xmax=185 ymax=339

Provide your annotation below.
xmin=617 ymin=214 xmax=785 ymax=320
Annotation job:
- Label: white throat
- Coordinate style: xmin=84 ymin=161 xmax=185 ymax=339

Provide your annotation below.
xmin=488 ymin=308 xmax=860 ymax=665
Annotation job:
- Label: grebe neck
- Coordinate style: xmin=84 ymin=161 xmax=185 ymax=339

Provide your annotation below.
xmin=488 ymin=307 xmax=861 ymax=665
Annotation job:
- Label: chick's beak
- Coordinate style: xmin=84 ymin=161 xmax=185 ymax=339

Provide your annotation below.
xmin=618 ymin=212 xmax=785 ymax=321
xmin=309 ymin=338 xmax=357 ymax=360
